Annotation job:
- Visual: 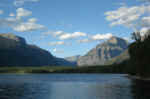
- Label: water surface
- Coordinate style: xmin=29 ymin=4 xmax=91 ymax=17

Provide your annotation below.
xmin=0 ymin=74 xmax=145 ymax=99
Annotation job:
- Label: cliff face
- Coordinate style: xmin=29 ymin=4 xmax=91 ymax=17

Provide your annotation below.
xmin=77 ymin=37 xmax=129 ymax=66
xmin=105 ymin=49 xmax=130 ymax=65
xmin=0 ymin=33 xmax=58 ymax=66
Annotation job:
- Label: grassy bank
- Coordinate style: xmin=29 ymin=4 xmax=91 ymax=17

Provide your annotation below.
xmin=0 ymin=64 xmax=127 ymax=74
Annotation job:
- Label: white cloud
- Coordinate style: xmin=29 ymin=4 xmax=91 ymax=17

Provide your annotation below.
xmin=49 ymin=41 xmax=71 ymax=46
xmin=14 ymin=0 xmax=39 ymax=6
xmin=16 ymin=8 xmax=32 ymax=19
xmin=140 ymin=27 xmax=150 ymax=36
xmin=59 ymin=32 xmax=87 ymax=40
xmin=140 ymin=27 xmax=149 ymax=33
xmin=91 ymin=33 xmax=113 ymax=40
xmin=77 ymin=33 xmax=114 ymax=43
xmin=59 ymin=34 xmax=72 ymax=40
xmin=45 ymin=30 xmax=113 ymax=43
xmin=105 ymin=4 xmax=150 ymax=36
xmin=55 ymin=31 xmax=64 ymax=36
xmin=0 ymin=17 xmax=19 ymax=27
xmin=53 ymin=48 xmax=64 ymax=53
xmin=0 ymin=8 xmax=44 ymax=32
xmin=13 ymin=18 xmax=44 ymax=32
xmin=0 ymin=10 xmax=3 ymax=14
xmin=44 ymin=31 xmax=64 ymax=37
xmin=28 ymin=18 xmax=37 ymax=23
xmin=72 ymin=32 xmax=87 ymax=37
xmin=13 ymin=22 xmax=44 ymax=32
xmin=43 ymin=31 xmax=87 ymax=39
xmin=141 ymin=16 xmax=150 ymax=27
xmin=105 ymin=5 xmax=146 ymax=28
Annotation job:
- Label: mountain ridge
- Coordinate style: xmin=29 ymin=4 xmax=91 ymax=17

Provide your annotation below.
xmin=0 ymin=33 xmax=74 ymax=66
xmin=77 ymin=36 xmax=129 ymax=66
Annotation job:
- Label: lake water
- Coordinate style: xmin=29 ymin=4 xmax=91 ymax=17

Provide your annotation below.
xmin=0 ymin=74 xmax=148 ymax=99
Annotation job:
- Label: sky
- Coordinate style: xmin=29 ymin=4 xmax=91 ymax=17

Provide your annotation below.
xmin=0 ymin=0 xmax=149 ymax=58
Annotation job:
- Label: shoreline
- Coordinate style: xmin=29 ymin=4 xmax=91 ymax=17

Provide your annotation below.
xmin=127 ymin=75 xmax=150 ymax=81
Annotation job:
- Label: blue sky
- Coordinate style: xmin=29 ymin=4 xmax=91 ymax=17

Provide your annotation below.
xmin=0 ymin=0 xmax=149 ymax=58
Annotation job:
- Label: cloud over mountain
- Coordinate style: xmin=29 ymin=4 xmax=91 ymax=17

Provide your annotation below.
xmin=78 ymin=33 xmax=113 ymax=43
xmin=91 ymin=33 xmax=113 ymax=40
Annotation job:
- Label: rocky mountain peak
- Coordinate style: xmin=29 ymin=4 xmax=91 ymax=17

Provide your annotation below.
xmin=77 ymin=36 xmax=129 ymax=66
xmin=107 ymin=36 xmax=128 ymax=45
xmin=108 ymin=36 xmax=119 ymax=44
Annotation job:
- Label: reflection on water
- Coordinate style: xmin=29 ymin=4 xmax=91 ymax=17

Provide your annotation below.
xmin=0 ymin=74 xmax=148 ymax=99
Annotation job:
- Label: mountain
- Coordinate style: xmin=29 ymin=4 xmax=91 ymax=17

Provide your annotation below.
xmin=104 ymin=49 xmax=130 ymax=65
xmin=0 ymin=33 xmax=73 ymax=66
xmin=0 ymin=33 xmax=57 ymax=66
xmin=65 ymin=55 xmax=80 ymax=65
xmin=55 ymin=57 xmax=77 ymax=66
xmin=65 ymin=55 xmax=80 ymax=62
xmin=77 ymin=36 xmax=129 ymax=66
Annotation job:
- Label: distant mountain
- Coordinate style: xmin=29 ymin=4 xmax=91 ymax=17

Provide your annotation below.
xmin=55 ymin=57 xmax=77 ymax=66
xmin=77 ymin=36 xmax=129 ymax=66
xmin=0 ymin=33 xmax=73 ymax=66
xmin=65 ymin=55 xmax=80 ymax=65
xmin=65 ymin=55 xmax=80 ymax=62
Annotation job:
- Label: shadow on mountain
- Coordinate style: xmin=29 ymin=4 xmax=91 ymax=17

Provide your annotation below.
xmin=0 ymin=33 xmax=74 ymax=67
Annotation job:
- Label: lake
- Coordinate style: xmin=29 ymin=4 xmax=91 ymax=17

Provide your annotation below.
xmin=0 ymin=74 xmax=148 ymax=99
